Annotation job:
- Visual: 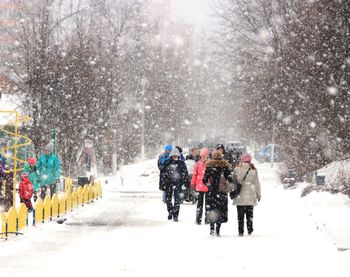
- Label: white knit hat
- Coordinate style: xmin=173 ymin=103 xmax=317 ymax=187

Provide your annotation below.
xmin=169 ymin=148 xmax=180 ymax=157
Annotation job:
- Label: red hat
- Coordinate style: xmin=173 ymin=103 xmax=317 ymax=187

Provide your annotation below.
xmin=28 ymin=157 xmax=37 ymax=166
xmin=200 ymin=148 xmax=209 ymax=158
xmin=241 ymin=153 xmax=252 ymax=163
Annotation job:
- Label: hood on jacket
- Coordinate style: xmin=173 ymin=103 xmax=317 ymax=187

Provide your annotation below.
xmin=206 ymin=159 xmax=231 ymax=169
xmin=169 ymin=148 xmax=181 ymax=158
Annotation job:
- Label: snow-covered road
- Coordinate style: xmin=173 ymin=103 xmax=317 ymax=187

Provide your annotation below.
xmin=0 ymin=160 xmax=349 ymax=277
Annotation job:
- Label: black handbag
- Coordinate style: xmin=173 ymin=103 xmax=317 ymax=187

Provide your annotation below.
xmin=230 ymin=168 xmax=251 ymax=199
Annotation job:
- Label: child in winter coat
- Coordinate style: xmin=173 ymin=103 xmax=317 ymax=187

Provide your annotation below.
xmin=24 ymin=157 xmax=40 ymax=201
xmin=19 ymin=172 xmax=34 ymax=211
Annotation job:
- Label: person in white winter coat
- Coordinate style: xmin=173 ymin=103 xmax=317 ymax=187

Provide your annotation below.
xmin=233 ymin=153 xmax=261 ymax=236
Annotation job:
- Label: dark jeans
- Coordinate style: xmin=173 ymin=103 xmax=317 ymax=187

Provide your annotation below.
xmin=196 ymin=192 xmax=208 ymax=224
xmin=237 ymin=205 xmax=254 ymax=234
xmin=166 ymin=186 xmax=181 ymax=218
xmin=40 ymin=183 xmax=57 ymax=199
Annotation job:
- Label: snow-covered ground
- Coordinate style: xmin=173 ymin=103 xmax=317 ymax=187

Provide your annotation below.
xmin=0 ymin=160 xmax=350 ymax=277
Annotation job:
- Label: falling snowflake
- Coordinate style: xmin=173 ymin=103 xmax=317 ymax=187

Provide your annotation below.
xmin=309 ymin=122 xmax=317 ymax=128
xmin=327 ymin=87 xmax=338 ymax=96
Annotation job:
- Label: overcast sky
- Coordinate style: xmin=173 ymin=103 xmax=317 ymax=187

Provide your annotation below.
xmin=171 ymin=0 xmax=213 ymax=27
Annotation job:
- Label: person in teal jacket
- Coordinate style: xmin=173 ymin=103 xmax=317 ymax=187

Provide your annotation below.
xmin=23 ymin=157 xmax=40 ymax=201
xmin=37 ymin=142 xmax=61 ymax=198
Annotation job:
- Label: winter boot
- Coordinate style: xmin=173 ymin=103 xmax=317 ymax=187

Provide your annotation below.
xmin=216 ymin=223 xmax=221 ymax=237
xmin=210 ymin=224 xmax=215 ymax=236
xmin=168 ymin=212 xmax=172 ymax=220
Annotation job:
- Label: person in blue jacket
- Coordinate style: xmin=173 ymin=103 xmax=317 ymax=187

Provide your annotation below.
xmin=37 ymin=142 xmax=61 ymax=198
xmin=158 ymin=145 xmax=172 ymax=202
xmin=162 ymin=148 xmax=189 ymax=221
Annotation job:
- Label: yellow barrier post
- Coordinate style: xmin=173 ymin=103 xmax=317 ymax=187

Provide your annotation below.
xmin=66 ymin=190 xmax=72 ymax=212
xmin=51 ymin=194 xmax=59 ymax=220
xmin=66 ymin=177 xmax=72 ymax=192
xmin=83 ymin=185 xmax=89 ymax=205
xmin=98 ymin=180 xmax=102 ymax=198
xmin=88 ymin=184 xmax=94 ymax=203
xmin=59 ymin=195 xmax=66 ymax=217
xmin=17 ymin=203 xmax=27 ymax=231
xmin=43 ymin=195 xmax=51 ymax=222
xmin=72 ymin=189 xmax=78 ymax=210
xmin=34 ymin=198 xmax=43 ymax=225
xmin=78 ymin=186 xmax=83 ymax=206
xmin=1 ymin=212 xmax=6 ymax=239
xmin=7 ymin=207 xmax=17 ymax=235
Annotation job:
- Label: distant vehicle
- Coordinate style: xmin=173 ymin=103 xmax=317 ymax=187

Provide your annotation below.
xmin=225 ymin=140 xmax=244 ymax=148
xmin=225 ymin=141 xmax=247 ymax=154
xmin=255 ymin=144 xmax=282 ymax=162
xmin=196 ymin=139 xmax=224 ymax=153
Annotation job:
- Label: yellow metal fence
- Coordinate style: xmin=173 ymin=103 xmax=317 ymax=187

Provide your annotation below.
xmin=0 ymin=179 xmax=102 ymax=240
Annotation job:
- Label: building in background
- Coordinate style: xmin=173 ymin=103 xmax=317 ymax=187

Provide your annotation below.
xmin=0 ymin=0 xmax=21 ymax=99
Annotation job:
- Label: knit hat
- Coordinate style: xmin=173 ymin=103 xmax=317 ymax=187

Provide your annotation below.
xmin=21 ymin=172 xmax=28 ymax=179
xmin=165 ymin=145 xmax=173 ymax=152
xmin=169 ymin=148 xmax=180 ymax=157
xmin=200 ymin=148 xmax=209 ymax=158
xmin=216 ymin=144 xmax=225 ymax=154
xmin=27 ymin=157 xmax=37 ymax=166
xmin=241 ymin=153 xmax=252 ymax=163
xmin=45 ymin=142 xmax=54 ymax=152
xmin=212 ymin=150 xmax=223 ymax=160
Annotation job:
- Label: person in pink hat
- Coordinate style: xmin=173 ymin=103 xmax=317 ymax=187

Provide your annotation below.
xmin=191 ymin=148 xmax=210 ymax=224
xmin=233 ymin=153 xmax=261 ymax=236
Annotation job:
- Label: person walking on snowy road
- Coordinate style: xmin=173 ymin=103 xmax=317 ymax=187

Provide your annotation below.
xmin=186 ymin=147 xmax=200 ymax=162
xmin=37 ymin=142 xmax=61 ymax=199
xmin=191 ymin=148 xmax=209 ymax=224
xmin=233 ymin=153 xmax=261 ymax=236
xmin=163 ymin=148 xmax=189 ymax=222
xmin=158 ymin=145 xmax=173 ymax=202
xmin=203 ymin=150 xmax=234 ymax=237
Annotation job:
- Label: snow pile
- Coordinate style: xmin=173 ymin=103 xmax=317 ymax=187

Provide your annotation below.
xmin=302 ymin=160 xmax=350 ymax=198
xmin=111 ymin=159 xmax=160 ymax=193
xmin=315 ymin=159 xmax=350 ymax=186
xmin=301 ymin=190 xmax=350 ymax=251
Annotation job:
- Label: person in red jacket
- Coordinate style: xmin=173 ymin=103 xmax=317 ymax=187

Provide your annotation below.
xmin=191 ymin=148 xmax=209 ymax=224
xmin=19 ymin=172 xmax=34 ymax=211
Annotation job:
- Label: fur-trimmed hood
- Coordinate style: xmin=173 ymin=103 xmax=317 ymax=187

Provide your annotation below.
xmin=206 ymin=159 xmax=231 ymax=169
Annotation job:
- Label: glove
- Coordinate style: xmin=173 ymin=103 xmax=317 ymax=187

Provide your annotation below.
xmin=258 ymin=197 xmax=261 ymax=202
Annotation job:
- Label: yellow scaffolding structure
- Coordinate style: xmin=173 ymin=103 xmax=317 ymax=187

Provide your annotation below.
xmin=0 ymin=110 xmax=32 ymax=208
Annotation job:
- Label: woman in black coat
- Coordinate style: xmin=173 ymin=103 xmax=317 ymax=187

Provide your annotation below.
xmin=163 ymin=148 xmax=189 ymax=222
xmin=203 ymin=150 xmax=234 ymax=236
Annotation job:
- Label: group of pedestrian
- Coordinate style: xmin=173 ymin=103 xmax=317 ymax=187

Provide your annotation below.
xmin=158 ymin=143 xmax=261 ymax=237
xmin=18 ymin=142 xmax=61 ymax=211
